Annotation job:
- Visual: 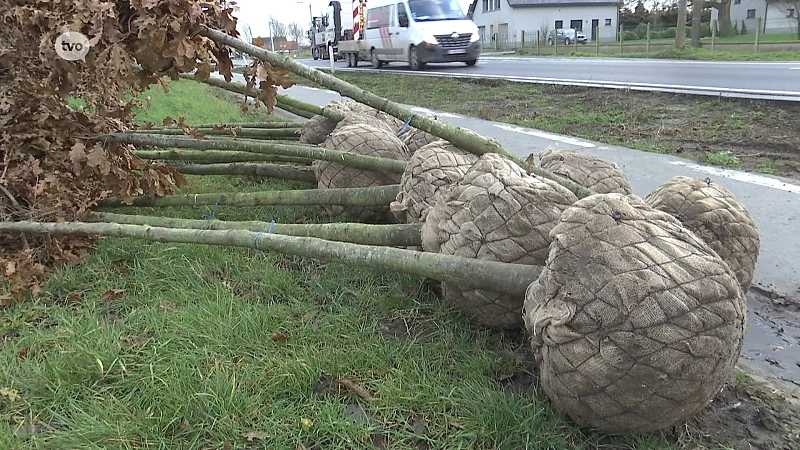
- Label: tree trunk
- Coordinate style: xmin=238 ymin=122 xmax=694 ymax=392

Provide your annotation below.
xmin=192 ymin=31 xmax=597 ymax=200
xmin=170 ymin=163 xmax=316 ymax=182
xmin=113 ymin=133 xmax=407 ymax=174
xmin=0 ymin=221 xmax=539 ymax=296
xmin=87 ymin=213 xmax=422 ymax=247
xmin=95 ymin=184 xmax=400 ymax=208
xmin=276 ymin=102 xmax=316 ymax=119
xmin=710 ymin=0 xmax=735 ymax=37
xmin=676 ymin=0 xmax=688 ymax=48
xmin=691 ymin=1 xmax=704 ymax=47
xmin=151 ymin=121 xmax=305 ymax=130
xmin=132 ymin=149 xmax=312 ymax=164
xmin=133 ymin=128 xmax=301 ymax=139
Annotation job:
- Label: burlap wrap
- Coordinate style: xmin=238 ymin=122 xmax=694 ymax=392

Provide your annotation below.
xmin=313 ymin=124 xmax=411 ymax=222
xmin=644 ymin=176 xmax=760 ymax=293
xmin=336 ymin=100 xmax=405 ymax=134
xmin=400 ymin=127 xmax=440 ymax=153
xmin=421 ymin=153 xmax=578 ymax=328
xmin=524 ymin=193 xmax=745 ymax=433
xmin=390 ymin=141 xmax=478 ymax=224
xmin=299 ymin=114 xmax=338 ymax=145
xmin=540 ymin=149 xmax=633 ymax=195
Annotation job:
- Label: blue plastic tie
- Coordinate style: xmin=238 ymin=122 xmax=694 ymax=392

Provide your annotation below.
xmin=396 ymin=113 xmax=417 ymax=137
xmin=201 ymin=198 xmax=222 ymax=229
xmin=252 ymin=231 xmax=263 ymax=249
xmin=267 ymin=219 xmax=276 ymax=233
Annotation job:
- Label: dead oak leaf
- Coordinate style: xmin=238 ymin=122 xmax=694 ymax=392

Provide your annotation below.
xmin=270 ymin=331 xmax=289 ymax=342
xmin=241 ymin=431 xmax=269 ymax=441
xmin=101 ymin=288 xmax=125 ymax=300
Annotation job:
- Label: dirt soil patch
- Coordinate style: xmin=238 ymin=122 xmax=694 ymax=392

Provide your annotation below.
xmin=324 ymin=73 xmax=800 ymax=180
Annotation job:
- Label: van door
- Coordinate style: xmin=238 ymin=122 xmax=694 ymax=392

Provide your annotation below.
xmin=366 ymin=4 xmax=392 ymax=60
xmin=394 ymin=2 xmax=412 ymax=61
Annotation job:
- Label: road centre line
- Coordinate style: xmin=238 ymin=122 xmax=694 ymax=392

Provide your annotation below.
xmin=669 ymin=161 xmax=800 ymax=194
xmin=493 ymin=123 xmax=596 ymax=148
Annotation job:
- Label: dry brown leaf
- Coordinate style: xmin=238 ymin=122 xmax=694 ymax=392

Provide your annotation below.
xmin=241 ymin=431 xmax=269 ymax=441
xmin=337 ymin=379 xmax=375 ymax=400
xmin=270 ymin=331 xmax=289 ymax=342
xmin=100 ymin=288 xmax=125 ymax=300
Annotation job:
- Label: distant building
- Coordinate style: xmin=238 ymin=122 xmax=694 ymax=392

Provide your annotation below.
xmin=713 ymin=0 xmax=798 ymax=34
xmin=252 ymin=36 xmax=300 ymax=52
xmin=468 ymin=0 xmax=621 ymax=44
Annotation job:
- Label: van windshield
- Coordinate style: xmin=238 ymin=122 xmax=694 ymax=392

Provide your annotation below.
xmin=407 ymin=0 xmax=465 ymax=22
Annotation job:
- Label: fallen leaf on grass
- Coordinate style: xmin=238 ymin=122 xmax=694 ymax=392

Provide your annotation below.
xmin=120 ymin=330 xmax=159 ymax=345
xmin=0 ymin=387 xmax=21 ymax=402
xmin=270 ymin=331 xmax=289 ymax=342
xmin=241 ymin=431 xmax=269 ymax=441
xmin=101 ymin=288 xmax=125 ymax=300
xmin=337 ymin=379 xmax=375 ymax=400
xmin=17 ymin=346 xmax=30 ymax=359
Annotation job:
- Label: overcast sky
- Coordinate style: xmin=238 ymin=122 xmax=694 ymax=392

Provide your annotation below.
xmin=233 ymin=0 xmax=475 ymax=40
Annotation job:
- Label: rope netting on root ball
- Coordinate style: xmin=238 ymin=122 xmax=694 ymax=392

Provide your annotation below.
xmin=390 ymin=141 xmax=478 ymax=224
xmin=644 ymin=176 xmax=760 ymax=293
xmin=421 ymin=153 xmax=578 ymax=328
xmin=539 ymin=149 xmax=633 ymax=195
xmin=314 ymin=124 xmax=411 ymax=222
xmin=524 ymin=193 xmax=745 ymax=434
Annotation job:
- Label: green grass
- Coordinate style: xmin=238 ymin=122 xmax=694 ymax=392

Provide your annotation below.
xmin=0 ymin=79 xmax=683 ymax=449
xmin=704 ymin=150 xmax=741 ymax=167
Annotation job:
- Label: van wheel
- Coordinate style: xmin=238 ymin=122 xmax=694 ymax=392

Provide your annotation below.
xmin=312 ymin=47 xmax=319 ymax=60
xmin=565 ymin=38 xmax=571 ymax=45
xmin=346 ymin=53 xmax=352 ymax=67
xmin=409 ymin=47 xmax=424 ymax=71
xmin=351 ymin=53 xmax=359 ymax=67
xmin=371 ymin=50 xmax=382 ymax=69
xmin=547 ymin=38 xmax=554 ymax=46
xmin=465 ymin=59 xmax=477 ymax=66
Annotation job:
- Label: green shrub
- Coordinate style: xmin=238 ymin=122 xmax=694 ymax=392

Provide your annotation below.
xmin=741 ymin=20 xmax=748 ymax=35
xmin=701 ymin=22 xmax=711 ymax=37
xmin=734 ymin=20 xmax=739 ymax=34
xmin=664 ymin=27 xmax=676 ymax=38
xmin=624 ymin=30 xmax=640 ymax=41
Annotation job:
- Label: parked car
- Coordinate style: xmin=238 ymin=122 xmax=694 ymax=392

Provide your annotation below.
xmin=547 ymin=28 xmax=588 ymax=45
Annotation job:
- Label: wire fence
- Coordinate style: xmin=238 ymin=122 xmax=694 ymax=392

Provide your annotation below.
xmin=480 ymin=19 xmax=800 ymax=54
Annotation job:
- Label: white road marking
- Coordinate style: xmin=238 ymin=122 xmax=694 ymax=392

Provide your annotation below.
xmin=410 ymin=106 xmax=461 ymax=119
xmin=493 ymin=123 xmax=595 ymax=148
xmin=790 ymin=67 xmax=800 ymax=70
xmin=669 ymin=161 xmax=800 ymax=194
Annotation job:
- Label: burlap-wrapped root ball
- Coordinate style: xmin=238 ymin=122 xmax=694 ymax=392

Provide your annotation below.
xmin=540 ymin=149 xmax=633 ymax=194
xmin=644 ymin=176 xmax=759 ymax=293
xmin=336 ymin=100 xmax=405 ymax=134
xmin=299 ymin=114 xmax=338 ymax=145
xmin=389 ymin=141 xmax=478 ymax=224
xmin=421 ymin=153 xmax=578 ymax=328
xmin=524 ymin=193 xmax=745 ymax=433
xmin=399 ymin=123 xmax=440 ymax=153
xmin=314 ymin=124 xmax=411 ymax=222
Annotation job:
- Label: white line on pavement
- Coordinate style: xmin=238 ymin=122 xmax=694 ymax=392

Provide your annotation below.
xmin=669 ymin=161 xmax=800 ymax=194
xmin=410 ymin=106 xmax=461 ymax=119
xmin=493 ymin=124 xmax=596 ymax=148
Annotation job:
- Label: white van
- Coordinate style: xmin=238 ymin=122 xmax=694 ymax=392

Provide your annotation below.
xmin=363 ymin=0 xmax=481 ymax=70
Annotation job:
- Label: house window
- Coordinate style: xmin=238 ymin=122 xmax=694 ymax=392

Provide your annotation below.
xmin=734 ymin=0 xmax=740 ymax=4
xmin=555 ymin=20 xmax=563 ymax=29
xmin=746 ymin=9 xmax=756 ymax=18
xmin=483 ymin=0 xmax=500 ymax=12
xmin=788 ymin=8 xmax=796 ymax=17
xmin=605 ymin=18 xmax=612 ymax=26
xmin=570 ymin=19 xmax=583 ymax=31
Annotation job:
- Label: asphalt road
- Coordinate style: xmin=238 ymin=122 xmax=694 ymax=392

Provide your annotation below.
xmin=300 ymin=56 xmax=800 ymax=101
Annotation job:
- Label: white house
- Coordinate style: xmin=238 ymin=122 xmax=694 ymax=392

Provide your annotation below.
xmin=468 ymin=0 xmax=621 ymax=44
xmin=713 ymin=0 xmax=797 ymax=34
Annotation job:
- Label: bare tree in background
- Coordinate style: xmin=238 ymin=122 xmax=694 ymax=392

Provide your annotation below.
xmin=269 ymin=16 xmax=288 ymax=40
xmin=241 ymin=23 xmax=254 ymax=45
xmin=288 ymin=22 xmax=305 ymax=47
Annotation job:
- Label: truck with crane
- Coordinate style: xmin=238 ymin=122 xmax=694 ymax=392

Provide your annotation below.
xmin=308 ymin=0 xmax=481 ymax=70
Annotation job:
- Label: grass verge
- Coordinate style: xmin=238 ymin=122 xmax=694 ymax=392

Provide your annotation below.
xmin=0 ymin=79 xmax=682 ymax=449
